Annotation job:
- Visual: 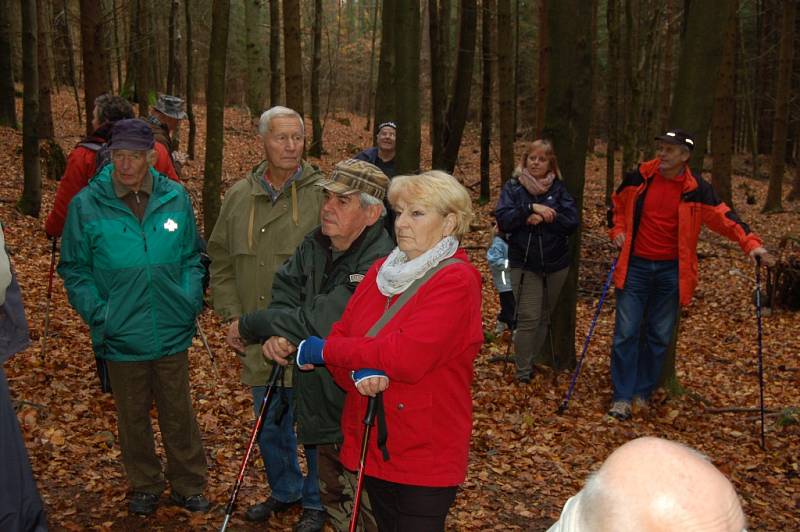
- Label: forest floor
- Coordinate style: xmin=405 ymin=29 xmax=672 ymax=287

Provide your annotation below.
xmin=2 ymin=92 xmax=799 ymax=531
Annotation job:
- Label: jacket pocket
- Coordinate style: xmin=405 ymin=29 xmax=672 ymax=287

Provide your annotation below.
xmin=385 ymin=390 xmax=434 ymax=465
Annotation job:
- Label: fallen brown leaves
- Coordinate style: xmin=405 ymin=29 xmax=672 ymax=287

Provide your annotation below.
xmin=1 ymin=92 xmax=798 ymax=530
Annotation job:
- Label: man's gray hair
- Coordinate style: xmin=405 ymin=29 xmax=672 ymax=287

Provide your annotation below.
xmin=359 ymin=192 xmax=386 ymax=216
xmin=258 ymin=106 xmax=305 ymax=136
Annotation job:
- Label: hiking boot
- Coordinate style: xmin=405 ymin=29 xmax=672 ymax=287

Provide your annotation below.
xmin=294 ymin=508 xmax=328 ymax=532
xmin=129 ymin=491 xmax=159 ymax=516
xmin=170 ymin=492 xmax=210 ymax=512
xmin=245 ymin=496 xmax=301 ymax=522
xmin=494 ymin=321 xmax=508 ymax=335
xmin=607 ymin=400 xmax=632 ymax=420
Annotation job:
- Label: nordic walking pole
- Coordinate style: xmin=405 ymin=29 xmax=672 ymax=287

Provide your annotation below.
xmin=195 ymin=317 xmax=219 ymax=378
xmin=490 ymin=231 xmax=532 ymax=365
xmin=220 ymin=364 xmax=284 ymax=532
xmin=349 ymin=394 xmax=380 ymax=532
xmin=755 ymin=256 xmax=765 ymax=450
xmin=40 ymin=238 xmax=57 ymax=366
xmin=557 ymin=257 xmax=617 ymax=414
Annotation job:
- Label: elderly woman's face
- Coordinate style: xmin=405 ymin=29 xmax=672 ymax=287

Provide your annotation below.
xmin=393 ymin=195 xmax=453 ymax=260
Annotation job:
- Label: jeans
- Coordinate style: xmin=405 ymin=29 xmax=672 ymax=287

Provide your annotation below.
xmin=251 ymin=385 xmax=323 ymax=510
xmin=610 ymin=256 xmax=679 ymax=401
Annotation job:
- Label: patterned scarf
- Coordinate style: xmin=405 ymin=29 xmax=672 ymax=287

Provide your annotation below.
xmin=376 ymin=236 xmax=459 ymax=296
xmin=519 ymin=168 xmax=556 ymax=196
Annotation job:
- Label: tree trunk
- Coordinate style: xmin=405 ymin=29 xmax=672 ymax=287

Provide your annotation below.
xmin=203 ymin=0 xmax=230 ymax=239
xmin=282 ymin=0 xmax=303 ymax=118
xmin=541 ymin=0 xmax=593 ymax=370
xmin=36 ymin=0 xmax=53 ymax=139
xmin=711 ymin=2 xmax=737 ymax=208
xmin=111 ymin=0 xmax=122 ymax=90
xmin=657 ymin=0 xmax=673 ymax=133
xmin=479 ymin=0 xmax=494 ymax=204
xmin=0 ymin=0 xmax=16 ymax=128
xmin=393 ymin=0 xmax=420 ymax=174
xmin=309 ymin=0 xmax=323 ymax=157
xmin=166 ymin=0 xmax=180 ymax=95
xmin=605 ymin=0 xmax=620 ymax=208
xmin=668 ymin=1 xmax=737 ymax=176
xmin=19 ymin=0 xmax=40 ymax=217
xmin=79 ymin=0 xmax=110 ymax=134
xmin=762 ymin=0 xmax=796 ymax=213
xmin=497 ymin=0 xmax=514 ymax=183
xmin=441 ymin=0 xmax=477 ymax=173
xmin=512 ymin=0 xmax=519 ymax=134
xmin=364 ymin=0 xmax=379 ymax=132
xmin=184 ymin=0 xmax=196 ymax=159
xmin=534 ymin=0 xmax=547 ymax=136
xmin=60 ymin=0 xmax=81 ymax=126
xmin=375 ymin=0 xmax=396 ymax=131
xmin=620 ymin=0 xmax=639 ymax=172
xmin=429 ymin=0 xmax=447 ymax=168
xmin=268 ymin=0 xmax=281 ymax=106
xmin=245 ymin=0 xmax=266 ymax=116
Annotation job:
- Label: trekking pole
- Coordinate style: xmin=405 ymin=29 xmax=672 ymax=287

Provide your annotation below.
xmin=490 ymin=231 xmax=532 ymax=365
xmin=557 ymin=257 xmax=617 ymax=414
xmin=349 ymin=394 xmax=380 ymax=532
xmin=40 ymin=239 xmax=57 ymax=367
xmin=220 ymin=364 xmax=284 ymax=532
xmin=755 ymin=256 xmax=765 ymax=450
xmin=537 ymin=226 xmax=558 ymax=370
xmin=195 ymin=317 xmax=219 ymax=378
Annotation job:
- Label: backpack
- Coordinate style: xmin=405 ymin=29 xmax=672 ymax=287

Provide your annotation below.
xmin=77 ymin=139 xmax=112 ymax=177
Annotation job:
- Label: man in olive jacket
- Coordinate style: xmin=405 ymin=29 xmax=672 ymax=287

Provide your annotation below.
xmin=58 ymin=119 xmax=207 ymax=516
xmin=208 ymin=106 xmax=324 ymax=525
xmin=229 ymin=159 xmax=392 ymax=532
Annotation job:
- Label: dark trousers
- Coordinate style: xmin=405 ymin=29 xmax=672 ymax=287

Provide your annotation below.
xmin=107 ymin=351 xmax=207 ymax=496
xmin=498 ymin=290 xmax=516 ymax=328
xmin=364 ymin=476 xmax=457 ymax=532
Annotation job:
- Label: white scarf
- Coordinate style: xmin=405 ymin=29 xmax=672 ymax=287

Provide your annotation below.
xmin=376 ymin=236 xmax=459 ymax=296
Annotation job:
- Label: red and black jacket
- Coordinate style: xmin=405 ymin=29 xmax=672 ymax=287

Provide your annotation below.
xmin=608 ymin=159 xmax=762 ymax=306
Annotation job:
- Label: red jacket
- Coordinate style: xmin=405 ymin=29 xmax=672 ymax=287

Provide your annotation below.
xmin=609 ymin=159 xmax=762 ymax=306
xmin=45 ymin=141 xmax=180 ymax=237
xmin=325 ymin=249 xmax=483 ymax=487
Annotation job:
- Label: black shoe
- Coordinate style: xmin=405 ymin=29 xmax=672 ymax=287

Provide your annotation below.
xmin=294 ymin=508 xmax=328 ymax=532
xmin=170 ymin=492 xmax=210 ymax=512
xmin=129 ymin=492 xmax=159 ymax=515
xmin=245 ymin=496 xmax=301 ymax=522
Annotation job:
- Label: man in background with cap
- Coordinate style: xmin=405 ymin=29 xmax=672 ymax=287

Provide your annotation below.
xmin=607 ymin=128 xmax=770 ymax=420
xmin=227 ymin=158 xmax=392 ymax=531
xmin=145 ymin=94 xmax=187 ymax=176
xmin=58 ymin=119 xmax=208 ymax=515
xmin=209 ymin=105 xmax=324 ymax=526
xmin=355 ymin=121 xmax=397 ymax=238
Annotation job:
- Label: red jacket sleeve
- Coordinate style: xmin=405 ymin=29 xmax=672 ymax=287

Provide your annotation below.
xmin=154 ymin=142 xmax=180 ymax=182
xmin=324 ymin=266 xmax=482 ymax=385
xmin=45 ymin=147 xmax=95 ymax=238
xmin=702 ymin=202 xmax=762 ymax=255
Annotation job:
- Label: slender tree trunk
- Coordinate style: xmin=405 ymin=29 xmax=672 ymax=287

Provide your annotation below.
xmin=282 ymin=0 xmax=303 ymax=118
xmin=512 ymin=0 xmax=519 ymax=134
xmin=375 ymin=0 xmax=396 ymax=128
xmin=36 ymin=0 xmax=53 ymax=137
xmin=245 ymin=0 xmax=266 ymax=116
xmin=309 ymin=0 xmax=323 ymax=157
xmin=166 ymin=0 xmax=180 ymax=95
xmin=203 ymin=0 xmax=230 ymax=239
xmin=711 ymin=2 xmax=737 ymax=208
xmin=762 ymin=0 xmax=795 ymax=213
xmin=268 ymin=0 xmax=281 ymax=106
xmin=0 ymin=0 xmax=16 ymax=128
xmin=605 ymin=0 xmax=620 ymax=208
xmin=534 ymin=0 xmax=547 ymax=136
xmin=542 ymin=0 xmax=593 ymax=370
xmin=19 ymin=0 xmax=41 ymax=217
xmin=497 ymin=0 xmax=514 ymax=182
xmin=184 ymin=0 xmax=196 ymax=159
xmin=393 ymin=0 xmax=420 ymax=174
xmin=61 ymin=0 xmax=81 ymax=126
xmin=112 ymin=0 xmax=122 ymax=90
xmin=429 ymin=0 xmax=447 ymax=168
xmin=657 ymin=0 xmax=673 ymax=133
xmin=620 ymin=0 xmax=639 ymax=172
xmin=441 ymin=0 xmax=477 ymax=173
xmin=364 ymin=0 xmax=379 ymax=132
xmin=479 ymin=0 xmax=494 ymax=204
xmin=79 ymin=0 xmax=111 ymax=134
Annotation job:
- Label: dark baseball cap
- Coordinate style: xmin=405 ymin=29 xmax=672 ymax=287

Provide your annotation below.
xmin=108 ymin=119 xmax=155 ymax=151
xmin=655 ymin=128 xmax=695 ymax=151
xmin=317 ymin=159 xmax=390 ymax=201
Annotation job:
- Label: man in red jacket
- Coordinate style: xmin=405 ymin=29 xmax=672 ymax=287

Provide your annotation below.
xmin=607 ymin=128 xmax=770 ymax=420
xmin=44 ymin=95 xmax=180 ymax=238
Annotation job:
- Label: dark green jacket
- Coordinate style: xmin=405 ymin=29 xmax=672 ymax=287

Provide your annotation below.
xmin=58 ymin=164 xmax=204 ymax=361
xmin=239 ymin=220 xmax=394 ymax=444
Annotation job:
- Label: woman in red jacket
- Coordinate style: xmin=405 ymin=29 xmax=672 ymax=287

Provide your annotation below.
xmin=297 ymin=171 xmax=483 ymax=531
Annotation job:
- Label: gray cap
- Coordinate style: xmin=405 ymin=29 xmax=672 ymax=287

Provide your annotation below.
xmin=154 ymin=94 xmax=188 ymax=120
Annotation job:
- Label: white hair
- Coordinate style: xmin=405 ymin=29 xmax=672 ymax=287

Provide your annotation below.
xmin=258 ymin=106 xmax=304 ymax=136
xmin=358 ymin=192 xmax=386 ymax=216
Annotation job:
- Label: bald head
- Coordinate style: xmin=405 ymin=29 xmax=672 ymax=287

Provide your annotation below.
xmin=549 ymin=437 xmax=746 ymax=532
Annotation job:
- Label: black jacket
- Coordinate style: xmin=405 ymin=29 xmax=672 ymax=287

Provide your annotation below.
xmin=494 ymin=177 xmax=579 ymax=273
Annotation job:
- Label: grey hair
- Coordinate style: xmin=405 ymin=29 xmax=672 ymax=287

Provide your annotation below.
xmin=258 ymin=106 xmax=305 ymax=136
xmin=359 ymin=192 xmax=386 ymax=216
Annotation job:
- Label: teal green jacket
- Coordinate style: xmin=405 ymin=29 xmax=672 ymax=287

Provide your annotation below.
xmin=57 ymin=165 xmax=204 ymax=362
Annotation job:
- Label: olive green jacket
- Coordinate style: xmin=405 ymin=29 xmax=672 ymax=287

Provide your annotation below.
xmin=208 ymin=159 xmax=323 ymax=386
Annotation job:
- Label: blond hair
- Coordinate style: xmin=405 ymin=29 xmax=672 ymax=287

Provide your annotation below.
xmin=387 ymin=170 xmax=473 ymax=238
xmin=517 ymin=139 xmax=561 ymax=178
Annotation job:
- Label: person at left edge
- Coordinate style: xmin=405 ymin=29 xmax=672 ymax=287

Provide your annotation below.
xmin=57 ymin=119 xmax=209 ymax=516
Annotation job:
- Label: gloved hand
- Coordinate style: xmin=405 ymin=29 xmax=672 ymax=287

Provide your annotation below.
xmin=297 ymin=336 xmax=325 ymax=366
xmin=352 ymin=368 xmax=386 ymax=385
xmin=352 ymin=368 xmax=388 ymax=397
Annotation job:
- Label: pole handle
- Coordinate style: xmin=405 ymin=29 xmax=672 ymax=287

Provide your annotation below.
xmin=363 ymin=394 xmax=378 ymax=426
